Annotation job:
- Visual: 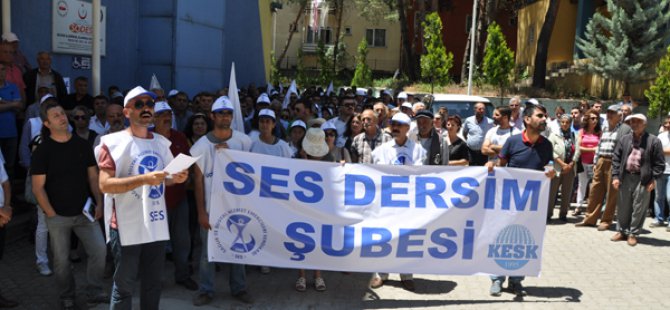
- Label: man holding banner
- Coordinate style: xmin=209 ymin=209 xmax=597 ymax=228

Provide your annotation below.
xmin=369 ymin=112 xmax=427 ymax=292
xmin=190 ymin=96 xmax=254 ymax=306
xmin=486 ymin=104 xmax=555 ymax=297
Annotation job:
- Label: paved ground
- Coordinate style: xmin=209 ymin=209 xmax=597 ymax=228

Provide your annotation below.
xmin=1 ymin=209 xmax=670 ymax=310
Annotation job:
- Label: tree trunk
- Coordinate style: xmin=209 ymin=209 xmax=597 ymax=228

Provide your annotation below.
xmin=474 ymin=0 xmax=488 ymax=67
xmin=397 ymin=0 xmax=417 ymax=81
xmin=332 ymin=0 xmax=344 ymax=78
xmin=532 ymin=0 xmax=560 ymax=88
xmin=460 ymin=27 xmax=472 ymax=84
xmin=276 ymin=1 xmax=308 ymax=68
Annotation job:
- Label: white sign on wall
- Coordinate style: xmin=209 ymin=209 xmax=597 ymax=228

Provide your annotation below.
xmin=52 ymin=0 xmax=106 ymax=56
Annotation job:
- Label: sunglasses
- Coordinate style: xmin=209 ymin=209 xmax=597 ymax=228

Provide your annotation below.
xmin=73 ymin=115 xmax=87 ymax=121
xmin=133 ymin=99 xmax=155 ymax=109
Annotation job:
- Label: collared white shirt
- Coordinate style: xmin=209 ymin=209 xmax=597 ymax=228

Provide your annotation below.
xmin=371 ymin=138 xmax=427 ymax=166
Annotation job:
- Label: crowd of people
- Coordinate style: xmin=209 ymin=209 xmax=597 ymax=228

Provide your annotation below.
xmin=0 ymin=32 xmax=668 ymax=309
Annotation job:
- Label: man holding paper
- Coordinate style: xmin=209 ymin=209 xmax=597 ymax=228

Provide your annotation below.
xmin=97 ymin=86 xmax=188 ymax=309
xmin=30 ymin=101 xmax=108 ymax=309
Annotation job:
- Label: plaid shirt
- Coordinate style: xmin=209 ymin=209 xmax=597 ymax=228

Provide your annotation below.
xmin=350 ymin=129 xmax=392 ymax=164
xmin=595 ymin=123 xmax=621 ymax=161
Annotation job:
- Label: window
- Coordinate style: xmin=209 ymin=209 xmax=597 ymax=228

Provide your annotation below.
xmin=305 ymin=27 xmax=332 ymax=44
xmin=365 ymin=29 xmax=386 ymax=47
xmin=344 ymin=27 xmax=352 ymax=36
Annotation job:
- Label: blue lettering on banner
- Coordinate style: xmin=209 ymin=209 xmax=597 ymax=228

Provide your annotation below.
xmin=501 ymin=180 xmax=541 ymax=211
xmin=224 ymin=162 xmax=254 ymax=195
xmin=344 ymin=174 xmax=375 ymax=206
xmin=294 ymin=171 xmax=323 ymax=203
xmin=260 ymin=167 xmax=290 ymax=200
xmin=450 ymin=177 xmax=479 ymax=209
xmin=381 ymin=176 xmax=410 ymax=208
xmin=415 ymin=177 xmax=447 ymax=208
xmin=149 ymin=210 xmax=165 ymax=222
xmin=282 ymin=223 xmax=477 ymax=260
xmin=224 ymin=163 xmax=324 ymax=203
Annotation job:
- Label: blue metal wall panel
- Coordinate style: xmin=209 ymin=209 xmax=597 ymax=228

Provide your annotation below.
xmin=223 ymin=0 xmax=265 ymax=88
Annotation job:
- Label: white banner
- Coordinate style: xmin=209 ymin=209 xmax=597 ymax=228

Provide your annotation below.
xmin=208 ymin=149 xmax=550 ymax=276
xmin=52 ymin=0 xmax=106 ymax=56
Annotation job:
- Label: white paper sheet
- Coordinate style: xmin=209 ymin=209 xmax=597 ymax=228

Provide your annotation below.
xmin=163 ymin=153 xmax=200 ymax=175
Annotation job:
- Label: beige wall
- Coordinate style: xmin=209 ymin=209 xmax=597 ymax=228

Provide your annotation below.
xmin=274 ymin=1 xmax=401 ymax=72
xmin=516 ymin=0 xmax=578 ymax=69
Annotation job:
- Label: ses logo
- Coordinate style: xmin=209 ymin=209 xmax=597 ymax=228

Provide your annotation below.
xmin=487 ymin=225 xmax=539 ymax=270
xmin=213 ymin=208 xmax=267 ymax=260
xmin=130 ymin=153 xmax=164 ymax=199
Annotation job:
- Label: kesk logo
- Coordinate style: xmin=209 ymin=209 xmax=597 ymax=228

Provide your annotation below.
xmin=137 ymin=155 xmax=164 ymax=199
xmin=213 ymin=208 xmax=267 ymax=259
xmin=487 ymin=224 xmax=539 ymax=270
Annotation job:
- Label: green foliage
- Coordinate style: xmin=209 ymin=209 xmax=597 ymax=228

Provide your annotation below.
xmin=482 ymin=22 xmax=515 ymax=101
xmin=270 ymin=52 xmax=282 ymax=87
xmin=295 ymin=48 xmax=307 ymax=86
xmin=352 ymin=0 xmax=397 ymax=23
xmin=647 ymin=46 xmax=670 ymax=118
xmin=576 ymin=0 xmax=670 ymax=86
xmin=317 ymin=40 xmax=333 ymax=87
xmin=351 ymin=39 xmax=373 ymax=87
xmin=420 ymin=12 xmax=453 ymax=94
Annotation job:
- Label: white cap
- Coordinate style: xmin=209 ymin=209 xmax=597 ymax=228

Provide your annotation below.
xmin=124 ymin=86 xmax=157 ymax=107
xmin=355 ymin=89 xmax=367 ymax=96
xmin=625 ymin=113 xmax=647 ymax=123
xmin=290 ymin=120 xmax=307 ymax=130
xmin=397 ymin=92 xmax=408 ymax=100
xmin=526 ymin=98 xmax=540 ymax=106
xmin=258 ymin=108 xmax=276 ymax=120
xmin=302 ymin=128 xmax=329 ymax=157
xmin=391 ymin=112 xmax=411 ymax=125
xmin=154 ymin=101 xmax=172 ymax=114
xmin=401 ymin=102 xmax=413 ymax=109
xmin=320 ymin=121 xmax=337 ymax=131
xmin=111 ymin=91 xmax=124 ymax=99
xmin=2 ymin=32 xmax=18 ymax=42
xmin=40 ymin=94 xmax=55 ymax=105
xmin=167 ymin=89 xmax=179 ymax=97
xmin=382 ymin=89 xmax=392 ymax=97
xmin=256 ymin=93 xmax=271 ymax=105
xmin=212 ymin=96 xmax=234 ymax=112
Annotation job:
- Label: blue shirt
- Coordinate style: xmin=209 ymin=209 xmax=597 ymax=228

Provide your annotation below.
xmin=0 ymin=82 xmax=21 ymax=138
xmin=462 ymin=115 xmax=494 ymax=150
xmin=500 ymin=131 xmax=553 ymax=171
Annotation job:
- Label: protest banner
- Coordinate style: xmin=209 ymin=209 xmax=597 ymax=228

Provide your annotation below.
xmin=207 ymin=149 xmax=549 ymax=276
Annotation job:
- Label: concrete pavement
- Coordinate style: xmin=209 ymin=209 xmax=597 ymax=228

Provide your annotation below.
xmin=1 ymin=215 xmax=670 ymax=309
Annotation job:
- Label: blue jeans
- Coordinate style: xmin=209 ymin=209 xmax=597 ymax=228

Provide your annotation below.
xmin=490 ymin=275 xmax=524 ymax=284
xmin=110 ymin=228 xmax=166 ymax=310
xmin=654 ymin=175 xmax=670 ymax=223
xmin=198 ymin=227 xmax=247 ymax=295
xmin=168 ymin=198 xmax=191 ymax=282
xmin=45 ymin=214 xmax=106 ymax=300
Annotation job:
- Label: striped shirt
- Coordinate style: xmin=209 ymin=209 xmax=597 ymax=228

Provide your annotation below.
xmin=350 ymin=129 xmax=392 ymax=164
xmin=595 ymin=123 xmax=622 ymax=160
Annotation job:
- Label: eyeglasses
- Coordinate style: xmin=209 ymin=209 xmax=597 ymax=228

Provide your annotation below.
xmin=73 ymin=115 xmax=87 ymax=121
xmin=133 ymin=99 xmax=155 ymax=110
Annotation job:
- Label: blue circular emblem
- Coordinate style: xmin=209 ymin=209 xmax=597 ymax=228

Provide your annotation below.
xmin=489 ymin=224 xmax=538 ymax=271
xmin=138 ymin=155 xmax=163 ymax=199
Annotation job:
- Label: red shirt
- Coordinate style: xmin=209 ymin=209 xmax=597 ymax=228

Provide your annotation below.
xmin=162 ymin=129 xmax=190 ymax=209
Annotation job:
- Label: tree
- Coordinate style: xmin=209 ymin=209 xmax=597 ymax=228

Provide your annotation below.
xmin=276 ymin=0 xmax=309 ymax=68
xmin=483 ymin=22 xmax=515 ymax=104
xmin=532 ymin=0 xmax=560 ymax=88
xmin=647 ymin=46 xmax=670 ymax=118
xmin=317 ymin=40 xmax=333 ymax=86
xmin=576 ymin=0 xmax=670 ymax=93
xmin=420 ymin=12 xmax=453 ymax=94
xmin=270 ymin=52 xmax=282 ymax=86
xmin=295 ymin=48 xmax=307 ymax=86
xmin=351 ymin=39 xmax=373 ymax=87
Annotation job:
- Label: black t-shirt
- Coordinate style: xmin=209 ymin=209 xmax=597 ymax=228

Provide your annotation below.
xmin=449 ymin=138 xmax=470 ymax=162
xmin=31 ymin=135 xmax=97 ymax=216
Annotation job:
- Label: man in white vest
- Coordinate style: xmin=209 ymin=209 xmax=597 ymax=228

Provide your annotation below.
xmin=190 ymin=96 xmax=254 ymax=306
xmin=97 ymin=86 xmax=188 ymax=310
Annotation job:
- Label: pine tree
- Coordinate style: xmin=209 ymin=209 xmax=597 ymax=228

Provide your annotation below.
xmin=420 ymin=12 xmax=453 ymax=94
xmin=351 ymin=39 xmax=373 ymax=87
xmin=647 ymin=46 xmax=670 ymax=117
xmin=576 ymin=0 xmax=670 ymax=92
xmin=482 ymin=22 xmax=515 ymax=104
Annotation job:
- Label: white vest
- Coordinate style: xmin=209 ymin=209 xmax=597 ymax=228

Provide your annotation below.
xmin=99 ymin=131 xmax=173 ymax=246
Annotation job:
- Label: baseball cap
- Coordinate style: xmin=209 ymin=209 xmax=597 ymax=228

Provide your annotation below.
xmin=391 ymin=112 xmax=411 ymax=125
xmin=415 ymin=110 xmax=434 ymax=119
xmin=290 ymin=120 xmax=307 ymax=131
xmin=39 ymin=94 xmax=55 ymax=105
xmin=256 ymin=93 xmax=271 ymax=105
xmin=167 ymin=89 xmax=179 ymax=98
xmin=355 ymin=89 xmax=367 ymax=96
xmin=625 ymin=113 xmax=647 ymax=123
xmin=154 ymin=101 xmax=172 ymax=114
xmin=607 ymin=104 xmax=621 ymax=112
xmin=401 ymin=102 xmax=413 ymax=109
xmin=123 ymin=86 xmax=157 ymax=107
xmin=320 ymin=121 xmax=337 ymax=131
xmin=397 ymin=92 xmax=408 ymax=100
xmin=2 ymin=32 xmax=18 ymax=42
xmin=211 ymin=96 xmax=234 ymax=112
xmin=525 ymin=98 xmax=540 ymax=106
xmin=258 ymin=108 xmax=276 ymax=120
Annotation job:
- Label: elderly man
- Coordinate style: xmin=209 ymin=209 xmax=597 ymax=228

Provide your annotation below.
xmin=23 ymin=51 xmax=67 ymax=105
xmin=508 ymin=96 xmax=523 ymax=131
xmin=576 ymin=104 xmax=631 ymax=230
xmin=611 ymin=114 xmax=665 ymax=246
xmin=463 ymin=102 xmax=494 ymax=166
xmin=369 ymin=112 xmax=427 ymax=292
xmin=350 ymin=109 xmax=391 ymax=164
xmin=412 ymin=110 xmax=449 ymax=165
